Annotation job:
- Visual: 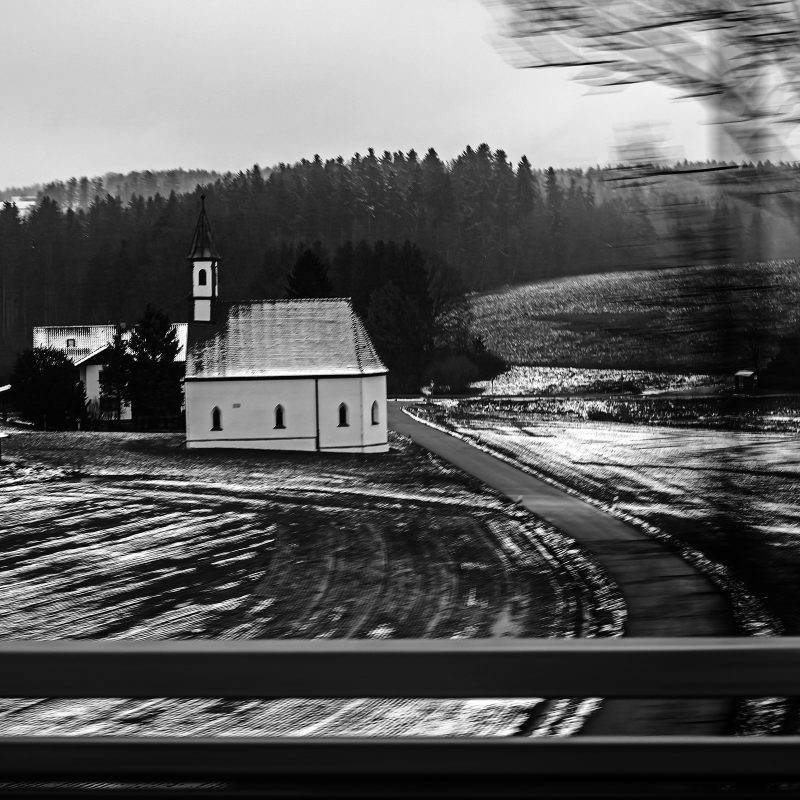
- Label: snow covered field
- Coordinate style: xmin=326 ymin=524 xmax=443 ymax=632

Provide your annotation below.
xmin=421 ymin=402 xmax=800 ymax=633
xmin=0 ymin=429 xmax=621 ymax=736
xmin=473 ymin=365 xmax=722 ymax=397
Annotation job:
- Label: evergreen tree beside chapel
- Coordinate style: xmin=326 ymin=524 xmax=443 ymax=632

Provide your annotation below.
xmin=98 ymin=330 xmax=131 ymax=421
xmin=125 ymin=306 xmax=182 ymax=426
xmin=285 ymin=249 xmax=334 ymax=299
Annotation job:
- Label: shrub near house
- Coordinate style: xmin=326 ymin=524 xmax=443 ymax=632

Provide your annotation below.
xmin=761 ymin=334 xmax=800 ymax=391
xmin=10 ymin=347 xmax=81 ymax=429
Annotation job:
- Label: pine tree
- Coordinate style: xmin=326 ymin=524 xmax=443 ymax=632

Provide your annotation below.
xmin=514 ymin=156 xmax=538 ymax=215
xmin=285 ymin=249 xmax=333 ymax=299
xmin=99 ymin=330 xmax=132 ymax=421
xmin=513 ymin=156 xmax=542 ymax=281
xmin=545 ymin=167 xmax=564 ymax=275
xmin=349 ymin=240 xmax=381 ymax=316
xmin=366 ymin=282 xmax=425 ymax=392
xmin=127 ymin=306 xmax=181 ymax=426
xmin=331 ymin=241 xmax=355 ymax=296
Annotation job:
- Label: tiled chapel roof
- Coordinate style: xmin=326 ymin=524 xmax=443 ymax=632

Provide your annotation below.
xmin=185 ymin=299 xmax=387 ymax=379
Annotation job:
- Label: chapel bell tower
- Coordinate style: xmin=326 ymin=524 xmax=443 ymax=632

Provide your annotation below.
xmin=188 ymin=195 xmax=220 ymax=323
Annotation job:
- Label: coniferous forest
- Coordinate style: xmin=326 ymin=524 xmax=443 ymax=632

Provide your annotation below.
xmin=3 ymin=143 xmax=800 ymax=381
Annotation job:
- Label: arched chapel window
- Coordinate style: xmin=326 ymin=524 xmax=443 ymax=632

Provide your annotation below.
xmin=371 ymin=401 xmax=379 ymax=425
xmin=274 ymin=404 xmax=285 ymax=429
xmin=198 ymin=269 xmax=207 ymax=286
xmin=211 ymin=406 xmax=222 ymax=431
xmin=338 ymin=403 xmax=349 ymax=427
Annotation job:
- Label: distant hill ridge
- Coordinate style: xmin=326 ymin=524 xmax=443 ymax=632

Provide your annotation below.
xmin=0 ymin=167 xmax=265 ymax=210
xmin=5 ymin=154 xmax=799 ymax=215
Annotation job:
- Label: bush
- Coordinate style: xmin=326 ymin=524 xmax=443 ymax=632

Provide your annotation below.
xmin=425 ymin=355 xmax=480 ymax=394
xmin=620 ymin=380 xmax=642 ymax=395
xmin=10 ymin=347 xmax=79 ymax=429
xmin=586 ymin=407 xmax=614 ymax=422
xmin=469 ymin=335 xmax=508 ymax=381
xmin=761 ymin=334 xmax=800 ymax=391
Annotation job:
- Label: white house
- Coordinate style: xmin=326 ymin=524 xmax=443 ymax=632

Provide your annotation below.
xmin=184 ymin=197 xmax=389 ymax=453
xmin=32 ymin=323 xmax=188 ymax=419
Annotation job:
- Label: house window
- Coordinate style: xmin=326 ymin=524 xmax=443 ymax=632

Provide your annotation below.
xmin=338 ymin=403 xmax=349 ymax=427
xmin=66 ymin=338 xmax=76 ymax=348
xmin=198 ymin=269 xmax=207 ymax=286
xmin=211 ymin=406 xmax=222 ymax=431
xmin=371 ymin=401 xmax=379 ymax=425
xmin=274 ymin=404 xmax=285 ymax=429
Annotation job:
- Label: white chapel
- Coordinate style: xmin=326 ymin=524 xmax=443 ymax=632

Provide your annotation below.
xmin=184 ymin=198 xmax=389 ymax=453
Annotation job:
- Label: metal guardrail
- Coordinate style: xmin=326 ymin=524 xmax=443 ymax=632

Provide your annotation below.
xmin=0 ymin=639 xmax=799 ymax=797
xmin=3 ymin=638 xmax=800 ymax=697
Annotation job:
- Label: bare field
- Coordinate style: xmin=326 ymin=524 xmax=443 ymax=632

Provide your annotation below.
xmin=0 ymin=429 xmax=621 ymax=736
xmin=472 ymin=261 xmax=800 ymax=372
xmin=457 ymin=392 xmax=800 ymax=434
xmin=420 ymin=401 xmax=800 ymax=634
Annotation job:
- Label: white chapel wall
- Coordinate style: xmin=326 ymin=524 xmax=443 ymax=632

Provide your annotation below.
xmin=360 ymin=373 xmax=388 ymax=451
xmin=317 ymin=374 xmax=388 ymax=453
xmin=185 ymin=377 xmax=317 ymax=450
xmin=185 ymin=373 xmax=388 ymax=453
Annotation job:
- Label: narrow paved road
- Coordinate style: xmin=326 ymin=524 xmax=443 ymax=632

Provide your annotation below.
xmin=389 ymin=402 xmax=737 ymax=735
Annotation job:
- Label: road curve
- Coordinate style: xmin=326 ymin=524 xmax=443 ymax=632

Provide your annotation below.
xmin=389 ymin=402 xmax=737 ymax=735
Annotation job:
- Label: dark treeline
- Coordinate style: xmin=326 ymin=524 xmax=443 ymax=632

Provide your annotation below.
xmin=0 ymin=168 xmax=228 ymax=209
xmin=3 ymin=144 xmax=800 ymax=378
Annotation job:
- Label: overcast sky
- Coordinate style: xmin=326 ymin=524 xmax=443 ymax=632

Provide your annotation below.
xmin=1 ymin=0 xmax=710 ymax=189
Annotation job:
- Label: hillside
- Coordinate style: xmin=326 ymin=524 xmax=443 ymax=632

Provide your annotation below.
xmin=471 ymin=260 xmax=800 ymax=374
xmin=5 ymin=147 xmax=800 ymax=382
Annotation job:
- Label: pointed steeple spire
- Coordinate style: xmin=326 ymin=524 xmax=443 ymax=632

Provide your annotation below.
xmin=187 ymin=195 xmax=220 ymax=260
xmin=188 ymin=195 xmax=220 ymax=323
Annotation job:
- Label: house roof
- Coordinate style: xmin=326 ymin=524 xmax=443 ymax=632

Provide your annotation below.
xmin=185 ymin=299 xmax=387 ymax=379
xmin=74 ymin=343 xmax=118 ymax=367
xmin=33 ymin=324 xmax=189 ymax=364
xmin=33 ymin=325 xmax=118 ymax=364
